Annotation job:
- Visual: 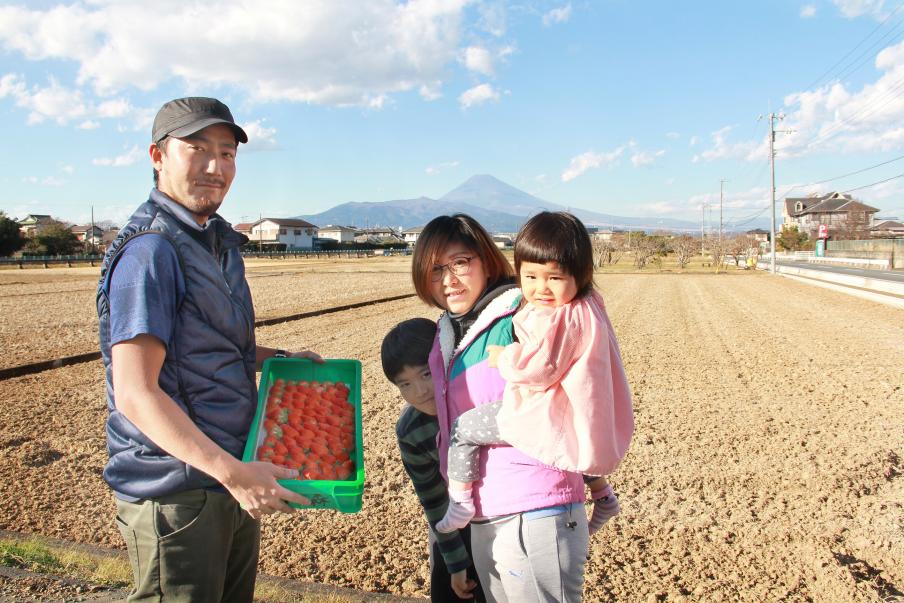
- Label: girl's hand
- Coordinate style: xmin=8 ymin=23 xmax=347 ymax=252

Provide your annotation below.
xmin=486 ymin=345 xmax=504 ymax=368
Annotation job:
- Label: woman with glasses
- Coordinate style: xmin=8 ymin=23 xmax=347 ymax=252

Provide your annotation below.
xmin=412 ymin=214 xmax=589 ymax=602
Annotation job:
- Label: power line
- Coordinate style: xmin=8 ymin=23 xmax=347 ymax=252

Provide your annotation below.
xmin=777 ymin=152 xmax=904 ymax=199
xmin=803 ymin=2 xmax=904 ymax=91
xmin=841 ymin=172 xmax=904 ymax=193
xmin=798 ymin=73 xmax=904 ymax=150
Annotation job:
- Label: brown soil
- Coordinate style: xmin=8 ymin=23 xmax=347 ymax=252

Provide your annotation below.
xmin=1 ymin=264 xmax=902 ymax=602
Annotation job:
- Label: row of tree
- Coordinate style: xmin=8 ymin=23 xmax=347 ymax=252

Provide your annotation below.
xmin=590 ymin=232 xmax=765 ymax=270
xmin=0 ymin=212 xmax=85 ymax=257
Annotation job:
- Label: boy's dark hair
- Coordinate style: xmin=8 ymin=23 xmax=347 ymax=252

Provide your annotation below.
xmin=381 ymin=318 xmax=437 ymax=381
xmin=515 ymin=211 xmax=595 ymax=297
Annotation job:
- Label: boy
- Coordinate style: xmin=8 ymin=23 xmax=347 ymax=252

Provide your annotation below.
xmin=381 ymin=318 xmax=485 ymax=602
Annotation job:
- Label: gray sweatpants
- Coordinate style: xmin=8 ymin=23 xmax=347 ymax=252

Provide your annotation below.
xmin=447 ymin=401 xmax=505 ymax=482
xmin=470 ymin=504 xmax=589 ymax=602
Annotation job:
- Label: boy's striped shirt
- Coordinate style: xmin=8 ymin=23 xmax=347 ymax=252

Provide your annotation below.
xmin=396 ymin=405 xmax=470 ymax=573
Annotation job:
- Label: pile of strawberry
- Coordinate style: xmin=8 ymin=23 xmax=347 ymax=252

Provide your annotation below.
xmin=256 ymin=378 xmax=356 ymax=481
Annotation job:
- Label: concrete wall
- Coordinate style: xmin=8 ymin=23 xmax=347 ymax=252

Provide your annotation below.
xmin=827 ymin=238 xmax=904 ymax=268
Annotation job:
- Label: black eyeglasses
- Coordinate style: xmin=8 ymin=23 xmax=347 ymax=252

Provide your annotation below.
xmin=430 ymin=256 xmax=474 ymax=282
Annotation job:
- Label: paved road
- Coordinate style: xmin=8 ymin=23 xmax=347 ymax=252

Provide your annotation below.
xmin=769 ymin=259 xmax=904 ymax=284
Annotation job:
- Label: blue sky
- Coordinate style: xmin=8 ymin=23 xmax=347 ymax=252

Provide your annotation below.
xmin=2 ymin=0 xmax=904 ymax=230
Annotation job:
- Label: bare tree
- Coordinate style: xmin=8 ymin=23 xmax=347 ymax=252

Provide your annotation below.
xmin=592 ymin=235 xmax=626 ymax=268
xmin=706 ymin=235 xmax=727 ymax=272
xmin=670 ymin=235 xmax=698 ymax=269
xmin=632 ymin=236 xmax=662 ymax=269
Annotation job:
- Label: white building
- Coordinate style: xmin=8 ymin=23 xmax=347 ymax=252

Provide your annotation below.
xmin=317 ymin=225 xmax=358 ymax=243
xmin=248 ymin=218 xmax=317 ymax=250
xmin=403 ymin=226 xmax=423 ymax=246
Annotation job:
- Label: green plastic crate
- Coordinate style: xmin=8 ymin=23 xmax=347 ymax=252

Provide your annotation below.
xmin=242 ymin=357 xmax=364 ymax=513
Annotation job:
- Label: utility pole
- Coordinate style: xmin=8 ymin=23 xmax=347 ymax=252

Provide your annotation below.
xmin=769 ymin=114 xmax=777 ymax=274
xmin=719 ymin=179 xmax=727 ymax=251
xmin=258 ymin=213 xmax=263 ymax=253
xmin=701 ymin=200 xmax=706 ymax=255
xmin=90 ymin=205 xmax=95 ymax=254
xmin=764 ymin=113 xmax=791 ymax=274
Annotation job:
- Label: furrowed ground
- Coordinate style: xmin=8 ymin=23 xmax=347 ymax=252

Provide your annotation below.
xmin=1 ymin=257 xmax=901 ymax=601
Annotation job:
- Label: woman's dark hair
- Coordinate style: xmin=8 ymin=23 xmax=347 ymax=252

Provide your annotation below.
xmin=381 ymin=318 xmax=437 ymax=381
xmin=411 ymin=214 xmax=514 ymax=308
xmin=515 ymin=211 xmax=595 ymax=297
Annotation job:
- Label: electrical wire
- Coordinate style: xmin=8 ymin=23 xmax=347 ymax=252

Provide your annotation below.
xmin=840 ymin=172 xmax=904 ymax=193
xmin=802 ymin=2 xmax=904 ymax=92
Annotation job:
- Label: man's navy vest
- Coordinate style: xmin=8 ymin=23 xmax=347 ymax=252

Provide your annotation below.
xmin=97 ymin=196 xmax=255 ymax=500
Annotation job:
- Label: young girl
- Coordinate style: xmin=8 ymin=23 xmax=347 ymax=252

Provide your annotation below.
xmin=436 ymin=211 xmax=634 ymax=536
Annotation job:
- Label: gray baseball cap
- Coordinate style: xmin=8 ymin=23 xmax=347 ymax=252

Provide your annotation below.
xmin=152 ymin=97 xmax=248 ymax=145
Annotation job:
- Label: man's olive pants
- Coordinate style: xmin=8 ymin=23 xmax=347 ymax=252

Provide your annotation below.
xmin=115 ymin=489 xmax=260 ymax=602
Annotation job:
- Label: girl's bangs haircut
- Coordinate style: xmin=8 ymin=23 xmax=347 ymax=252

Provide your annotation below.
xmin=515 ymin=211 xmax=595 ymax=297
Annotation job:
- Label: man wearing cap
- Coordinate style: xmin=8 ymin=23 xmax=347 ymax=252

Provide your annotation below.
xmin=97 ymin=97 xmax=316 ymax=601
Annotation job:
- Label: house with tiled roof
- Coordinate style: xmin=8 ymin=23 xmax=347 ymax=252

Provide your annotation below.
xmin=782 ymin=192 xmax=879 ymax=239
xmin=869 ymin=219 xmax=904 ymax=238
xmin=317 ymin=225 xmax=358 ymax=244
xmin=247 ymin=218 xmax=318 ymax=250
xmin=402 ymin=226 xmax=424 ymax=247
xmin=17 ymin=214 xmax=53 ymax=237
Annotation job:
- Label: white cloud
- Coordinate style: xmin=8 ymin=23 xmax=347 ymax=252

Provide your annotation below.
xmin=477 ymin=2 xmax=507 ymax=37
xmin=642 ymin=201 xmax=683 ymax=214
xmin=41 ymin=176 xmax=65 ymax=187
xmin=464 ymin=46 xmax=494 ymax=76
xmin=459 ymin=83 xmax=500 ymax=109
xmin=631 ymin=149 xmax=666 ymax=167
xmin=61 ymin=165 xmax=74 ymax=175
xmin=0 ymin=72 xmax=144 ymax=129
xmin=425 ymin=160 xmax=460 ymax=175
xmin=800 ymin=4 xmax=817 ymax=18
xmin=689 ymin=135 xmax=699 ymax=146
xmin=22 ymin=174 xmax=66 ymax=187
xmin=241 ymin=120 xmax=279 ymax=152
xmin=0 ymin=2 xmax=472 ymax=108
xmin=692 ymin=125 xmax=765 ymax=163
xmin=561 ymin=146 xmax=625 ymax=182
xmin=666 ymin=131 xmax=680 ymax=139
xmin=832 ymin=0 xmax=886 ymax=18
xmin=419 ymin=82 xmax=443 ymax=101
xmin=92 ymin=145 xmax=144 ymax=167
xmin=665 ymin=178 xmax=676 ymax=186
xmin=542 ymin=4 xmax=572 ymax=26
xmin=772 ymin=39 xmax=904 ymax=157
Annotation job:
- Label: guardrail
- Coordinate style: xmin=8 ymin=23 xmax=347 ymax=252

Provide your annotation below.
xmin=0 ymin=255 xmax=104 ymax=268
xmin=241 ymin=250 xmax=377 ymax=259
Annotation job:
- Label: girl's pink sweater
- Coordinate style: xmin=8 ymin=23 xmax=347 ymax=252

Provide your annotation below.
xmin=496 ymin=290 xmax=634 ymax=476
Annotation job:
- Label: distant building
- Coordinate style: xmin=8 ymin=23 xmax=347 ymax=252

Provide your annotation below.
xmin=783 ymin=192 xmax=878 ymax=239
xmin=869 ymin=219 xmax=904 ymax=238
xmin=317 ymin=225 xmax=358 ymax=244
xmin=17 ymin=214 xmax=53 ymax=237
xmin=492 ymin=235 xmax=514 ymax=249
xmin=746 ymin=228 xmax=770 ymax=243
xmin=403 ymin=226 xmax=424 ymax=246
xmin=233 ymin=222 xmax=253 ymax=236
xmin=248 ymin=218 xmax=317 ymax=250
xmin=69 ymin=224 xmax=104 ymax=247
xmin=590 ymin=229 xmax=615 ymax=242
xmin=357 ymin=227 xmax=399 ymax=239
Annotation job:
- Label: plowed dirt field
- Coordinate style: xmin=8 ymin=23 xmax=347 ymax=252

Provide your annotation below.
xmin=1 ymin=259 xmax=902 ymax=602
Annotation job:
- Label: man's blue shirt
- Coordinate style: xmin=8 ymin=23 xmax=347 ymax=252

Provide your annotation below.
xmin=108 ymin=233 xmax=186 ymax=348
